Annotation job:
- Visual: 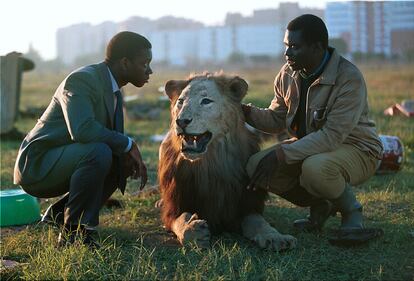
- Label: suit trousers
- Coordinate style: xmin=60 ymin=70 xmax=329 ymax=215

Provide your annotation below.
xmin=21 ymin=142 xmax=118 ymax=227
xmin=246 ymin=143 xmax=379 ymax=199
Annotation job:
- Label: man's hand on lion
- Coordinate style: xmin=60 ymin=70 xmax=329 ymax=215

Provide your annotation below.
xmin=241 ymin=103 xmax=252 ymax=119
xmin=127 ymin=142 xmax=148 ymax=190
xmin=248 ymin=149 xmax=279 ymax=191
xmin=248 ymin=138 xmax=297 ymax=191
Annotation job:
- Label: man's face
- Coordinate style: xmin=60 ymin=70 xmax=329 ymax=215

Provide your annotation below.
xmin=125 ymin=48 xmax=153 ymax=87
xmin=283 ymin=30 xmax=316 ymax=72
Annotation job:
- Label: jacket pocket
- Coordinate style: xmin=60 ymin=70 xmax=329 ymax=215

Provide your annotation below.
xmin=311 ymin=106 xmax=327 ymax=130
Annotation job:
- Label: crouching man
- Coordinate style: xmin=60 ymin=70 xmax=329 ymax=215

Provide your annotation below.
xmin=243 ymin=14 xmax=383 ymax=243
xmin=14 ymin=31 xmax=152 ymax=248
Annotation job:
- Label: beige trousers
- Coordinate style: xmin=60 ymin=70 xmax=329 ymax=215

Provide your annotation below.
xmin=246 ymin=143 xmax=379 ymax=199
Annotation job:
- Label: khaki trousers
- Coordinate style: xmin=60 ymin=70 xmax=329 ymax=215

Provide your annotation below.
xmin=246 ymin=143 xmax=379 ymax=199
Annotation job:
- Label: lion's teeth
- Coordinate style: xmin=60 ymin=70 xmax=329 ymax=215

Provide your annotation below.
xmin=183 ymin=137 xmax=197 ymax=148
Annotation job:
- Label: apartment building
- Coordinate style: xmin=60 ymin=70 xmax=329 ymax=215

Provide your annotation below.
xmin=57 ymin=21 xmax=117 ymax=65
xmin=326 ymin=1 xmax=414 ymax=57
xmin=56 ymin=2 xmax=321 ymax=66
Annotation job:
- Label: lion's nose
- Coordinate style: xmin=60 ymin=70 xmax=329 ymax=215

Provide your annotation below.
xmin=176 ymin=118 xmax=192 ymax=129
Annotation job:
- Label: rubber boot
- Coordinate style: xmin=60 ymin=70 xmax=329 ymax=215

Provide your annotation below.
xmin=279 ymin=185 xmax=335 ymax=232
xmin=293 ymin=199 xmax=335 ymax=232
xmin=331 ymin=185 xmax=363 ymax=230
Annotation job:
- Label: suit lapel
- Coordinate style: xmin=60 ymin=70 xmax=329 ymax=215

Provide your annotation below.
xmin=97 ymin=62 xmax=115 ymax=129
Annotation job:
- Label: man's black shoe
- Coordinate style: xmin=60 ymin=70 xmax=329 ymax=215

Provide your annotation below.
xmin=328 ymin=228 xmax=384 ymax=247
xmin=57 ymin=225 xmax=100 ymax=249
xmin=293 ymin=200 xmax=335 ymax=232
xmin=41 ymin=204 xmax=64 ymax=227
xmin=41 ymin=194 xmax=69 ymax=227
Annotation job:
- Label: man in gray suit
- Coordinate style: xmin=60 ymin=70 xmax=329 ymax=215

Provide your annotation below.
xmin=14 ymin=31 xmax=153 ymax=248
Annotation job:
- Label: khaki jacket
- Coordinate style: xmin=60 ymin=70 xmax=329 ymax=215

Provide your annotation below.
xmin=246 ymin=48 xmax=383 ymax=164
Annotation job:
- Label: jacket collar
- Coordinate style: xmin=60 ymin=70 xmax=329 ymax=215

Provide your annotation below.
xmin=97 ymin=61 xmax=113 ymax=91
xmin=97 ymin=61 xmax=115 ymax=128
xmin=285 ymin=47 xmax=339 ymax=86
xmin=106 ymin=65 xmax=120 ymax=93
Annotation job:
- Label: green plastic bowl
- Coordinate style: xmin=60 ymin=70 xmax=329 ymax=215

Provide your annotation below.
xmin=0 ymin=188 xmax=40 ymax=227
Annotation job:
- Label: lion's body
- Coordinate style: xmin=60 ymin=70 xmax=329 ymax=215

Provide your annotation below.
xmin=158 ymin=73 xmax=297 ymax=250
xmin=159 ymin=119 xmax=266 ymax=234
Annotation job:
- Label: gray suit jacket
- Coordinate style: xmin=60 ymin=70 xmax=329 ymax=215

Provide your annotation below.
xmin=14 ymin=62 xmax=129 ymax=191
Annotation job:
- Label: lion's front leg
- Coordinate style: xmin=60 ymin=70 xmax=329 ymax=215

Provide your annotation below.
xmin=171 ymin=212 xmax=211 ymax=249
xmin=241 ymin=214 xmax=297 ymax=251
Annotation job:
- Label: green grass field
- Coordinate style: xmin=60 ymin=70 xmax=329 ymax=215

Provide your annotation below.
xmin=1 ymin=63 xmax=413 ymax=280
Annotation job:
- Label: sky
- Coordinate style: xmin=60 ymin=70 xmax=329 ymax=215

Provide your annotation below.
xmin=0 ymin=0 xmax=327 ymax=60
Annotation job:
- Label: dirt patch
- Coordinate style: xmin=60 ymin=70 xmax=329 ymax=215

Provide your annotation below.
xmin=0 ymin=226 xmax=28 ymax=238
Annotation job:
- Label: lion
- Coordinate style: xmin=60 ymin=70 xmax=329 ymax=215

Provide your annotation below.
xmin=158 ymin=73 xmax=297 ymax=251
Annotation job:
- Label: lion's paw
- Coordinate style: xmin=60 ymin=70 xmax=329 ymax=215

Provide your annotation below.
xmin=253 ymin=231 xmax=297 ymax=251
xmin=180 ymin=214 xmax=211 ymax=249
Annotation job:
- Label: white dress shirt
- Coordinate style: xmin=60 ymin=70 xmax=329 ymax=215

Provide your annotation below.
xmin=107 ymin=66 xmax=133 ymax=152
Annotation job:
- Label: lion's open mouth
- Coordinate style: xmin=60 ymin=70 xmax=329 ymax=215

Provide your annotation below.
xmin=179 ymin=132 xmax=212 ymax=154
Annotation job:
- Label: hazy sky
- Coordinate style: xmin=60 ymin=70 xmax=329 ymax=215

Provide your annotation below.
xmin=0 ymin=0 xmax=327 ymax=60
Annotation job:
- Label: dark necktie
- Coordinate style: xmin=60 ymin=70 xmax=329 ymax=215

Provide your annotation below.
xmin=114 ymin=90 xmax=124 ymax=133
xmin=114 ymin=90 xmax=127 ymax=193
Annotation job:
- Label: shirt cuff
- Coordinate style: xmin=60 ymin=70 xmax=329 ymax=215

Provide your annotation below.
xmin=124 ymin=137 xmax=133 ymax=152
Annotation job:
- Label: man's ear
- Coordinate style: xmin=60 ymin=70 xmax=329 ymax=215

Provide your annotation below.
xmin=229 ymin=76 xmax=248 ymax=102
xmin=164 ymin=80 xmax=188 ymax=100
xmin=120 ymin=57 xmax=128 ymax=66
xmin=313 ymin=42 xmax=324 ymax=52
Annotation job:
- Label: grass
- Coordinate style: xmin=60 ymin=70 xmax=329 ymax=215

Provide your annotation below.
xmin=1 ymin=63 xmax=414 ymax=280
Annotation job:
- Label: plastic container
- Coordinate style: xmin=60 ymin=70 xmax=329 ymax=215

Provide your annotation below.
xmin=0 ymin=188 xmax=40 ymax=227
xmin=376 ymin=135 xmax=404 ymax=174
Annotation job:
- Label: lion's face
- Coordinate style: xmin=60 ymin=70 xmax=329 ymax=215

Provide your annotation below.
xmin=165 ymin=75 xmax=248 ymax=161
xmin=173 ymin=79 xmax=226 ymax=160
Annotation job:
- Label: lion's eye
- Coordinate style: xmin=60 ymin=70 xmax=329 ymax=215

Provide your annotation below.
xmin=201 ymin=98 xmax=213 ymax=105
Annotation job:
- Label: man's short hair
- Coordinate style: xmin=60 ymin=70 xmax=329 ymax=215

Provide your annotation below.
xmin=287 ymin=14 xmax=328 ymax=49
xmin=105 ymin=31 xmax=151 ymax=64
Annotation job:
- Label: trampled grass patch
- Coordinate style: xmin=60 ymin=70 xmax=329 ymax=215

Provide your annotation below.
xmin=1 ymin=63 xmax=413 ymax=280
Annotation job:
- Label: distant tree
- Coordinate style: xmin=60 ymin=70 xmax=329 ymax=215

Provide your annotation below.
xmin=403 ymin=48 xmax=414 ymax=62
xmin=227 ymin=52 xmax=245 ymax=64
xmin=42 ymin=58 xmax=66 ymax=73
xmin=72 ymin=52 xmax=103 ymax=69
xmin=24 ymin=44 xmax=43 ymax=66
xmin=250 ymin=55 xmax=273 ymax=64
xmin=330 ymin=38 xmax=348 ymax=55
xmin=352 ymin=52 xmax=387 ymax=63
xmin=71 ymin=44 xmax=105 ymax=69
xmin=24 ymin=45 xmax=66 ymax=73
xmin=352 ymin=51 xmax=364 ymax=61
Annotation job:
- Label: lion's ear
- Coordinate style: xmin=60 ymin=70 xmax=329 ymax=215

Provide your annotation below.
xmin=165 ymin=80 xmax=188 ymax=100
xmin=229 ymin=76 xmax=248 ymax=102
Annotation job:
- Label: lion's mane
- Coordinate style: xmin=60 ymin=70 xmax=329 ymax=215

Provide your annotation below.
xmin=158 ymin=74 xmax=268 ymax=234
